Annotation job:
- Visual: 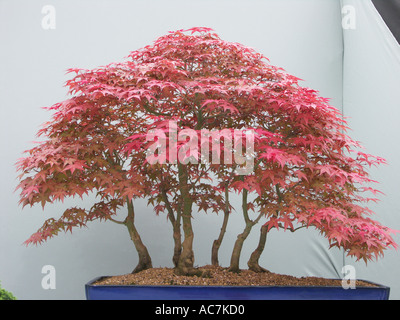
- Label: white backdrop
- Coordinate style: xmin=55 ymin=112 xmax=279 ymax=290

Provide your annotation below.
xmin=341 ymin=0 xmax=400 ymax=299
xmin=0 ymin=0 xmax=398 ymax=300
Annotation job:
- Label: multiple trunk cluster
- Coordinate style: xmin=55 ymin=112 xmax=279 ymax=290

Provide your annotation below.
xmin=124 ymin=169 xmax=278 ymax=275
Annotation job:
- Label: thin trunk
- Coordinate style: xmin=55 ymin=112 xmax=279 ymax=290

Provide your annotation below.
xmin=228 ymin=189 xmax=263 ymax=273
xmin=229 ymin=189 xmax=251 ymax=273
xmin=175 ymin=164 xmax=200 ymax=276
xmin=246 ymin=184 xmax=282 ymax=273
xmin=229 ymin=222 xmax=254 ymax=273
xmin=211 ymin=184 xmax=230 ymax=266
xmin=125 ymin=198 xmax=152 ymax=273
xmin=161 ymin=189 xmax=182 ymax=267
xmin=172 ymin=217 xmax=182 ymax=268
xmin=211 ymin=211 xmax=229 ymax=266
xmin=247 ymin=224 xmax=270 ymax=273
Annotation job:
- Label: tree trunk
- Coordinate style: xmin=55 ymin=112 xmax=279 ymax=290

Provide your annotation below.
xmin=211 ymin=184 xmax=230 ymax=266
xmin=228 ymin=222 xmax=254 ymax=273
xmin=161 ymin=189 xmax=182 ymax=268
xmin=228 ymin=188 xmax=263 ymax=273
xmin=172 ymin=220 xmax=182 ymax=268
xmin=125 ymin=199 xmax=152 ymax=273
xmin=247 ymin=224 xmax=270 ymax=273
xmin=211 ymin=211 xmax=229 ymax=266
xmin=175 ymin=213 xmax=199 ymax=275
xmin=229 ymin=189 xmax=254 ymax=273
xmin=174 ymin=164 xmax=200 ymax=276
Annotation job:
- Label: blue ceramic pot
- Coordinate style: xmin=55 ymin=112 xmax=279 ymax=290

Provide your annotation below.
xmin=85 ymin=276 xmax=390 ymax=300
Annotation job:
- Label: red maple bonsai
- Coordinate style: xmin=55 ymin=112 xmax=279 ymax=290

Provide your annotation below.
xmin=16 ymin=27 xmax=397 ymax=277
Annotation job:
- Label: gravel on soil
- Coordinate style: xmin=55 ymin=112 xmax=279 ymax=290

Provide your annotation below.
xmin=93 ymin=265 xmax=376 ymax=287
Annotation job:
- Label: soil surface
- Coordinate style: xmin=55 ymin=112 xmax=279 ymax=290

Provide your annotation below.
xmin=93 ymin=265 xmax=376 ymax=287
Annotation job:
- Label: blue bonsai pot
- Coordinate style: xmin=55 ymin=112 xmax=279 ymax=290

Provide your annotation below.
xmin=85 ymin=277 xmax=390 ymax=300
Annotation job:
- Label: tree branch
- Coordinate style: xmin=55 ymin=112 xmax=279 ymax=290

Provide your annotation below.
xmin=109 ymin=217 xmax=126 ymax=225
xmin=142 ymin=101 xmax=171 ymax=117
xmin=277 ymin=223 xmax=306 ymax=233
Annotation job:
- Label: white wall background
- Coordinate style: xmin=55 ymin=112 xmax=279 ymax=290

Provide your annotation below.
xmin=341 ymin=0 xmax=400 ymax=299
xmin=1 ymin=0 xmax=397 ymax=300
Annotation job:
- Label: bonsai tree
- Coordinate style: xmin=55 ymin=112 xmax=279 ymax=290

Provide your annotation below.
xmin=16 ymin=27 xmax=397 ymax=277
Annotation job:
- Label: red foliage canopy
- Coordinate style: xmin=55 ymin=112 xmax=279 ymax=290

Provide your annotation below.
xmin=16 ymin=27 xmax=397 ymax=263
